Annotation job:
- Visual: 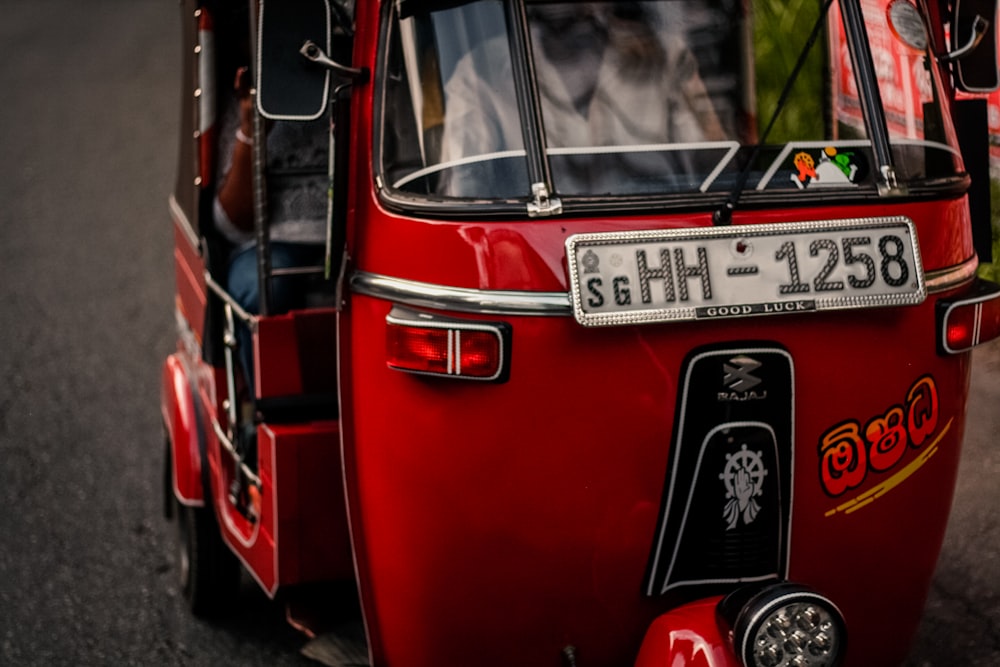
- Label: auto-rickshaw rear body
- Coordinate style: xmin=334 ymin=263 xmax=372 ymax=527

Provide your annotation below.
xmin=162 ymin=0 xmax=1000 ymax=665
xmin=341 ymin=200 xmax=975 ymax=667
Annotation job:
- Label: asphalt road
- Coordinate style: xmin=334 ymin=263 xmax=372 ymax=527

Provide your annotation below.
xmin=0 ymin=1 xmax=996 ymax=666
xmin=0 ymin=2 xmax=314 ymax=665
xmin=904 ymin=333 xmax=1000 ymax=667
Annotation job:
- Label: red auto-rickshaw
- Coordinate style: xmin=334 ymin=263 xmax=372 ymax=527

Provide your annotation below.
xmin=162 ymin=1 xmax=1000 ymax=665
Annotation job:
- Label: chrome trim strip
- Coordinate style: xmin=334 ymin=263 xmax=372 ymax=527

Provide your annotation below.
xmin=169 ymin=194 xmax=202 ymax=252
xmin=205 ymin=272 xmax=257 ymax=326
xmin=211 ymin=418 xmax=263 ymax=488
xmin=351 ymin=256 xmax=977 ymax=318
xmin=350 ymin=271 xmax=572 ymax=316
xmin=392 ymin=149 xmax=527 ymax=189
xmin=210 ymin=416 xmax=273 ymax=598
xmin=925 ymin=257 xmax=979 ymax=294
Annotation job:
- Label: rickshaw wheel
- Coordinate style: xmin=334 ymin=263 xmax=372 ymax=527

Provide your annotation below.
xmin=174 ymin=498 xmax=240 ymax=617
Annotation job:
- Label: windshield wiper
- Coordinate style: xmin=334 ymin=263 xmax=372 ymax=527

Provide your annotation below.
xmin=713 ymin=0 xmax=835 ymax=226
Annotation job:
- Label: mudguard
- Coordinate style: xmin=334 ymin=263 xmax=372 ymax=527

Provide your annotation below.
xmin=161 ymin=353 xmax=206 ymax=506
xmin=634 ymin=597 xmax=738 ymax=667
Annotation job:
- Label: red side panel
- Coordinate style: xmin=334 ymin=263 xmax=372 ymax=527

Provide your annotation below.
xmin=211 ymin=421 xmax=354 ymax=596
xmin=161 ymin=353 xmax=204 ymax=506
xmin=254 ymin=309 xmax=339 ymax=400
xmin=270 ymin=422 xmax=355 ymax=585
xmin=172 ymin=221 xmax=206 ymax=341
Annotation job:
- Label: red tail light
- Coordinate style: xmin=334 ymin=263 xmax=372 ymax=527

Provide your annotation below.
xmin=386 ymin=325 xmax=451 ymax=375
xmin=386 ymin=308 xmax=510 ymax=382
xmin=937 ymin=278 xmax=1000 ymax=354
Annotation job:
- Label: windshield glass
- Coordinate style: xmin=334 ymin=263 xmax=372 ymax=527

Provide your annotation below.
xmin=379 ymin=0 xmax=962 ymax=205
xmin=828 ymin=0 xmax=962 ymax=182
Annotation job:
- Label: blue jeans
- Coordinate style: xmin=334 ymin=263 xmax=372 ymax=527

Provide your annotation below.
xmin=227 ymin=242 xmax=324 ymax=390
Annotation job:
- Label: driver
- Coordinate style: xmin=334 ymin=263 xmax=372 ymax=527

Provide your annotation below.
xmin=438 ymin=2 xmax=726 ymax=196
xmin=214 ymin=66 xmax=327 ymax=387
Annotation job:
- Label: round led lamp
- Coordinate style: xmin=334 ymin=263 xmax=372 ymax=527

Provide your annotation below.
xmin=720 ymin=583 xmax=847 ymax=667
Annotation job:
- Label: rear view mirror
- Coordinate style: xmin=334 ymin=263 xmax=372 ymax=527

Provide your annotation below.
xmin=257 ymin=0 xmax=331 ymax=120
xmin=888 ymin=1 xmax=928 ymax=51
xmin=952 ymin=0 xmax=999 ymax=92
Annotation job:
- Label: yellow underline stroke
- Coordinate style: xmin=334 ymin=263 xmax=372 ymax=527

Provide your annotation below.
xmin=824 ymin=417 xmax=953 ymax=518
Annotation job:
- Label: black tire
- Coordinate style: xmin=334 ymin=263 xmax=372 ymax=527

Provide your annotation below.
xmin=163 ymin=428 xmax=174 ymax=521
xmin=175 ymin=497 xmax=241 ymax=617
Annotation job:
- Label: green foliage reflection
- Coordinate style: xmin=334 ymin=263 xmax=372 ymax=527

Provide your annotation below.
xmin=753 ymin=0 xmax=826 ymax=143
xmin=979 ymin=179 xmax=1000 ymax=281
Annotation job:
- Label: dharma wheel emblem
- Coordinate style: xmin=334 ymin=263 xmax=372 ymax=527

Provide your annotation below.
xmin=720 ymin=444 xmax=768 ymax=530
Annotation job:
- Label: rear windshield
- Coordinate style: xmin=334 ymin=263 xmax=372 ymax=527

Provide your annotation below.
xmin=378 ymin=0 xmax=962 ymax=207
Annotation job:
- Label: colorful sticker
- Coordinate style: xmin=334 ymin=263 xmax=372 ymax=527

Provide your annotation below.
xmin=791 ymin=147 xmax=861 ymax=189
xmin=820 ymin=375 xmax=944 ymax=513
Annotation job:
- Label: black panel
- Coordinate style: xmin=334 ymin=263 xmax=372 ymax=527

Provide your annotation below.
xmin=954 ymin=98 xmax=993 ymax=263
xmin=645 ymin=343 xmax=794 ymax=596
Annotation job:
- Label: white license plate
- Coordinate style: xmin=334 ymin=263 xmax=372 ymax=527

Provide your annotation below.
xmin=566 ymin=217 xmax=925 ymax=327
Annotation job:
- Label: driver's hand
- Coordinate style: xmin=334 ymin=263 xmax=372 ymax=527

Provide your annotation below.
xmin=234 ymin=66 xmax=253 ymax=134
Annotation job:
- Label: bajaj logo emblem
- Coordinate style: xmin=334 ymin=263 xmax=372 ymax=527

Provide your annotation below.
xmin=719 ymin=355 xmax=766 ymax=401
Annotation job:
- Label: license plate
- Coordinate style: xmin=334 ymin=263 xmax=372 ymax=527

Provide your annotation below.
xmin=566 ymin=217 xmax=925 ymax=327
